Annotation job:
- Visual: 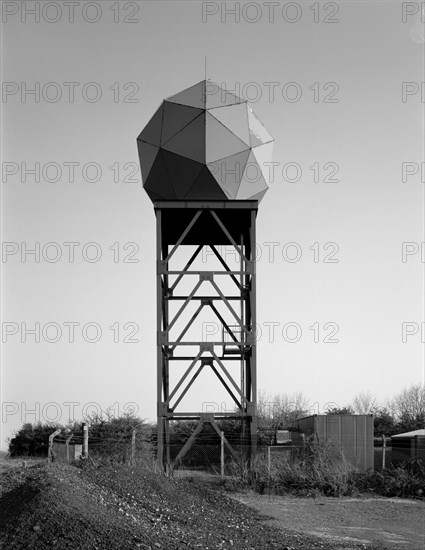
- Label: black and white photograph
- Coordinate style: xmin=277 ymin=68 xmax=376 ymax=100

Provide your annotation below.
xmin=1 ymin=1 xmax=424 ymax=549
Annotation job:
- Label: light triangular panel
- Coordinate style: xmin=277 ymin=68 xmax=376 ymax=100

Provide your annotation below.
xmin=162 ymin=149 xmax=205 ymax=197
xmin=137 ymin=140 xmax=160 ymax=183
xmin=161 ymin=102 xmax=204 ymax=145
xmin=144 ymin=151 xmax=176 ymax=199
xmin=205 ymin=81 xmax=245 ymax=109
xmin=252 ymin=141 xmax=274 ymax=183
xmin=209 ymin=103 xmax=250 ymax=146
xmin=137 ymin=104 xmax=163 ymax=146
xmin=184 ymin=166 xmax=228 ymax=199
xmin=235 ymin=151 xmax=268 ymax=199
xmin=250 ymin=189 xmax=268 ymax=202
xmin=247 ymin=107 xmax=273 ymax=148
xmin=206 ymin=112 xmax=250 ymax=163
xmin=165 ymin=81 xmax=205 ymax=109
xmin=207 ymin=149 xmax=250 ymax=199
xmin=162 ymin=112 xmax=206 ymax=163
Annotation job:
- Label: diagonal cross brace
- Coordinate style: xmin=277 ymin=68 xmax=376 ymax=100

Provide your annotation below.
xmin=210 ymin=280 xmax=244 ymax=328
xmin=167 ymin=279 xmax=203 ymax=332
xmin=172 ymin=419 xmax=239 ymax=467
xmin=166 ymin=351 xmax=203 ymax=405
xmin=210 ymin=245 xmax=242 ymax=291
xmin=209 ymin=302 xmax=239 ymax=344
xmin=170 ymin=302 xmax=204 ymax=352
xmin=210 ymin=211 xmax=249 ymax=264
xmin=210 ymin=364 xmax=241 ymax=410
xmin=165 ymin=210 xmax=202 ymax=263
xmin=169 ymin=244 xmax=203 ymax=293
xmin=211 ymin=349 xmax=246 ymax=403
xmin=173 ymin=420 xmax=204 ymax=465
xmin=170 ymin=363 xmax=203 ymax=411
xmin=208 ymin=421 xmax=240 ymax=462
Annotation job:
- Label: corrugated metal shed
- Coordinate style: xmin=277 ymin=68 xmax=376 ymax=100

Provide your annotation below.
xmin=291 ymin=414 xmax=374 ymax=471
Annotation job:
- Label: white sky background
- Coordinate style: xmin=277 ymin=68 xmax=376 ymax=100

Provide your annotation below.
xmin=1 ymin=1 xmax=424 ymax=448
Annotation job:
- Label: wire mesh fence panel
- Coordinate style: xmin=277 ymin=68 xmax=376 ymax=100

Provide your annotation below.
xmin=89 ymin=435 xmax=154 ymax=465
xmin=51 ymin=442 xmax=82 ymax=463
xmin=49 ymin=430 xmax=155 ymax=466
xmin=167 ymin=440 xmax=256 ymax=475
xmin=169 ymin=443 xmax=222 ymax=472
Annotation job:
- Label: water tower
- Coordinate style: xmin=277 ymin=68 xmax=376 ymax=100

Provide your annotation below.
xmin=137 ymin=80 xmax=273 ymax=469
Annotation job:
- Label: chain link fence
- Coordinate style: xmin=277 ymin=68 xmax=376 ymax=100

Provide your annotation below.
xmin=51 ymin=430 xmax=154 ymax=466
xmin=50 ymin=430 xmax=406 ymax=475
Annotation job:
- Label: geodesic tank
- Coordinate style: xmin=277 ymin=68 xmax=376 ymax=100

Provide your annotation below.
xmin=137 ymin=80 xmax=273 ymax=202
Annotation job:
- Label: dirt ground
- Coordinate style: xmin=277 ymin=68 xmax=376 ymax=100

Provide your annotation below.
xmin=229 ymin=491 xmax=425 ymax=550
xmin=1 ymin=459 xmax=422 ymax=550
xmin=1 ymin=461 xmax=386 ymax=550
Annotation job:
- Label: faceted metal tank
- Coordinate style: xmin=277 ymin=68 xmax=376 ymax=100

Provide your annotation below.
xmin=137 ymin=80 xmax=274 ymax=202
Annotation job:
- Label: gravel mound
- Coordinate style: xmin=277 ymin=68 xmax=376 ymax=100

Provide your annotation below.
xmin=0 ymin=462 xmax=383 ymax=549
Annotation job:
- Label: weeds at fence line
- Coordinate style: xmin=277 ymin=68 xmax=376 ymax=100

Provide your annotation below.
xmin=222 ymin=438 xmax=425 ymax=499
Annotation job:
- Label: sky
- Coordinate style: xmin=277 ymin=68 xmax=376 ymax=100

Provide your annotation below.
xmin=1 ymin=0 xmax=424 ymax=449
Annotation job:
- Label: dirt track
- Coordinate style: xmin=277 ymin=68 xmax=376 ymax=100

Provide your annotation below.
xmin=230 ymin=492 xmax=425 ymax=550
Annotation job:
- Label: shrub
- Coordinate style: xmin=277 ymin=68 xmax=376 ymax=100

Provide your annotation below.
xmin=226 ymin=438 xmax=425 ymax=499
xmin=349 ymin=461 xmax=425 ymax=498
xmin=8 ymin=422 xmax=62 ymax=457
xmin=226 ymin=437 xmax=353 ymax=497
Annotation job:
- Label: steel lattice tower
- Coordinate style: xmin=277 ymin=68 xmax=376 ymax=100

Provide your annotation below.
xmin=137 ymin=81 xmax=273 ymax=469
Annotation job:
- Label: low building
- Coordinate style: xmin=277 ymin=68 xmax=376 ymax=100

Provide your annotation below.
xmin=391 ymin=429 xmax=425 ymax=466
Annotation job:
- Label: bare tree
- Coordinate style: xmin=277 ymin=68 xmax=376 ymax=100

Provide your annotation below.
xmin=351 ymin=391 xmax=379 ymax=414
xmin=386 ymin=383 xmax=425 ymax=432
xmin=257 ymin=390 xmax=310 ymax=430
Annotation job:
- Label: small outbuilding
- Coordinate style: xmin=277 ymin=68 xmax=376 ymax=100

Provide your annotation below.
xmin=391 ymin=429 xmax=425 ymax=466
xmin=291 ymin=414 xmax=374 ymax=471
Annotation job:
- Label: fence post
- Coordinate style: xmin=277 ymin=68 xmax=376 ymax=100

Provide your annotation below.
xmin=82 ymin=422 xmax=89 ymax=459
xmin=131 ymin=429 xmax=136 ymax=465
xmin=65 ymin=435 xmax=73 ymax=463
xmin=48 ymin=429 xmax=61 ymax=463
xmin=382 ymin=434 xmax=386 ymax=470
xmin=221 ymin=431 xmax=224 ymax=480
xmin=268 ymin=446 xmax=271 ymax=475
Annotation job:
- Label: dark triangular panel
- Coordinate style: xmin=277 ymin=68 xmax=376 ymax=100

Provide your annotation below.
xmin=162 ymin=112 xmax=206 ymax=164
xmin=207 ymin=149 xmax=250 ymax=199
xmin=161 ymin=102 xmax=204 ymax=145
xmin=165 ymin=81 xmax=205 ymax=109
xmin=137 ymin=140 xmax=160 ymax=183
xmin=144 ymin=188 xmax=164 ymax=201
xmin=184 ymin=166 xmax=228 ymax=199
xmin=205 ymin=81 xmax=246 ymax=109
xmin=162 ymin=149 xmax=205 ymax=198
xmin=144 ymin=150 xmax=176 ymax=199
xmin=137 ymin=104 xmax=164 ymax=146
